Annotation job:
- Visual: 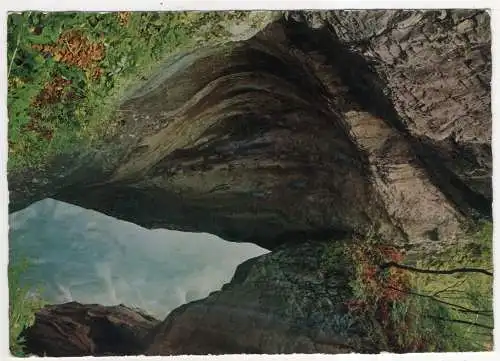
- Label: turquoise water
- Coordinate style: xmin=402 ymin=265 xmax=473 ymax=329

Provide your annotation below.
xmin=8 ymin=198 xmax=269 ymax=319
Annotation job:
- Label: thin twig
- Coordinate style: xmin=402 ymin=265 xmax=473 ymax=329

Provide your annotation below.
xmin=8 ymin=35 xmax=21 ymax=78
xmin=426 ymin=315 xmax=493 ymax=330
xmin=64 ymin=38 xmax=77 ymax=56
xmin=380 ymin=261 xmax=493 ymax=277
xmin=8 ymin=20 xmax=25 ymax=78
xmin=386 ymin=285 xmax=493 ymax=316
xmin=432 ymin=279 xmax=467 ymax=297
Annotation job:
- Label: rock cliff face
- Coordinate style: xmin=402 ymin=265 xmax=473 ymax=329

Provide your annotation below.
xmin=293 ymin=10 xmax=491 ymax=212
xmin=11 ymin=10 xmax=492 ymax=355
xmin=145 ymin=242 xmax=376 ymax=355
xmin=9 ymin=10 xmax=492 ymax=252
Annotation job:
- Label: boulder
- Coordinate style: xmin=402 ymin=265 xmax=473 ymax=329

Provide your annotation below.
xmin=146 ymin=242 xmax=375 ymax=354
xmin=22 ymin=302 xmax=159 ymax=356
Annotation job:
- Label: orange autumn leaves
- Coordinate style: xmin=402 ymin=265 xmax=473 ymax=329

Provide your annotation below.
xmin=25 ymin=29 xmax=106 ymax=140
xmin=25 ymin=76 xmax=78 ymax=141
xmin=32 ymin=30 xmax=105 ymax=80
xmin=342 ymin=241 xmax=416 ymax=351
xmin=24 ymin=11 xmax=130 ymax=143
xmin=350 ymin=243 xmax=409 ymax=303
xmin=33 ymin=76 xmax=73 ymax=107
xmin=117 ymin=12 xmax=131 ymax=26
xmin=344 ymin=242 xmax=410 ymax=324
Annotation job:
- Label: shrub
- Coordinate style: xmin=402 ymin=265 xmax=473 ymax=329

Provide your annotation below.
xmin=8 ymin=258 xmax=45 ymax=357
xmin=404 ymin=221 xmax=493 ymax=351
xmin=342 ymin=222 xmax=493 ymax=352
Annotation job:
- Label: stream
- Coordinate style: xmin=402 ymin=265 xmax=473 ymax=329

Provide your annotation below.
xmin=8 ymin=198 xmax=269 ymax=320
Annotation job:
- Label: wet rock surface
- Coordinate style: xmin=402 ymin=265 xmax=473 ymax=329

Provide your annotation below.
xmin=292 ymin=10 xmax=492 ymax=212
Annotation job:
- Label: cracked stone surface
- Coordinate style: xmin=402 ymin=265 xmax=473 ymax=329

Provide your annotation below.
xmin=9 ymin=10 xmax=491 ymax=253
xmin=10 ymin=10 xmax=492 ymax=355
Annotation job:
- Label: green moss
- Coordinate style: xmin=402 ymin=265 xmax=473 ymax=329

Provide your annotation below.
xmin=7 ymin=11 xmax=278 ymax=171
xmin=319 ymin=241 xmax=349 ymax=274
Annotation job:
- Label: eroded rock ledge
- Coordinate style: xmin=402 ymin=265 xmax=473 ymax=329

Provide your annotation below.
xmin=9 ymin=10 xmax=491 ymax=253
xmin=22 ymin=243 xmax=394 ymax=355
xmin=28 ymin=237 xmax=490 ymax=355
xmin=11 ymin=10 xmax=492 ymax=356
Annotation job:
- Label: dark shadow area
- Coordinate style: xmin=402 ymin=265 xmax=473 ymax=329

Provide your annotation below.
xmin=54 ymin=182 xmax=351 ymax=250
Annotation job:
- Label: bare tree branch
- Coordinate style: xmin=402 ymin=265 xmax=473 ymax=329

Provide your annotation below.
xmin=379 ymin=261 xmax=493 ymax=277
xmin=426 ymin=315 xmax=493 ymax=330
xmin=386 ymin=285 xmax=493 ymax=316
xmin=432 ymin=279 xmax=467 ymax=297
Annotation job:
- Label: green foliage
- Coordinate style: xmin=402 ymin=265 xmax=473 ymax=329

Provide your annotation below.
xmin=8 ymin=258 xmax=45 ymax=357
xmin=404 ymin=221 xmax=493 ymax=351
xmin=342 ymin=233 xmax=411 ymax=351
xmin=340 ymin=222 xmax=493 ymax=352
xmin=319 ymin=241 xmax=348 ymax=273
xmin=7 ymin=11 xmax=254 ymax=170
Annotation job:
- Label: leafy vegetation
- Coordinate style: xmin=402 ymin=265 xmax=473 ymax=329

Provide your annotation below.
xmin=7 ymin=11 xmax=257 ymax=170
xmin=404 ymin=221 xmax=494 ymax=351
xmin=8 ymin=258 xmax=45 ymax=357
xmin=7 ymin=11 xmax=493 ymax=355
xmin=337 ymin=222 xmax=493 ymax=352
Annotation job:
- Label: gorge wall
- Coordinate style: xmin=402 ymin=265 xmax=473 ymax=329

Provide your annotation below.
xmin=10 ymin=9 xmax=492 ymax=355
xmin=9 ymin=10 xmax=491 ymax=253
